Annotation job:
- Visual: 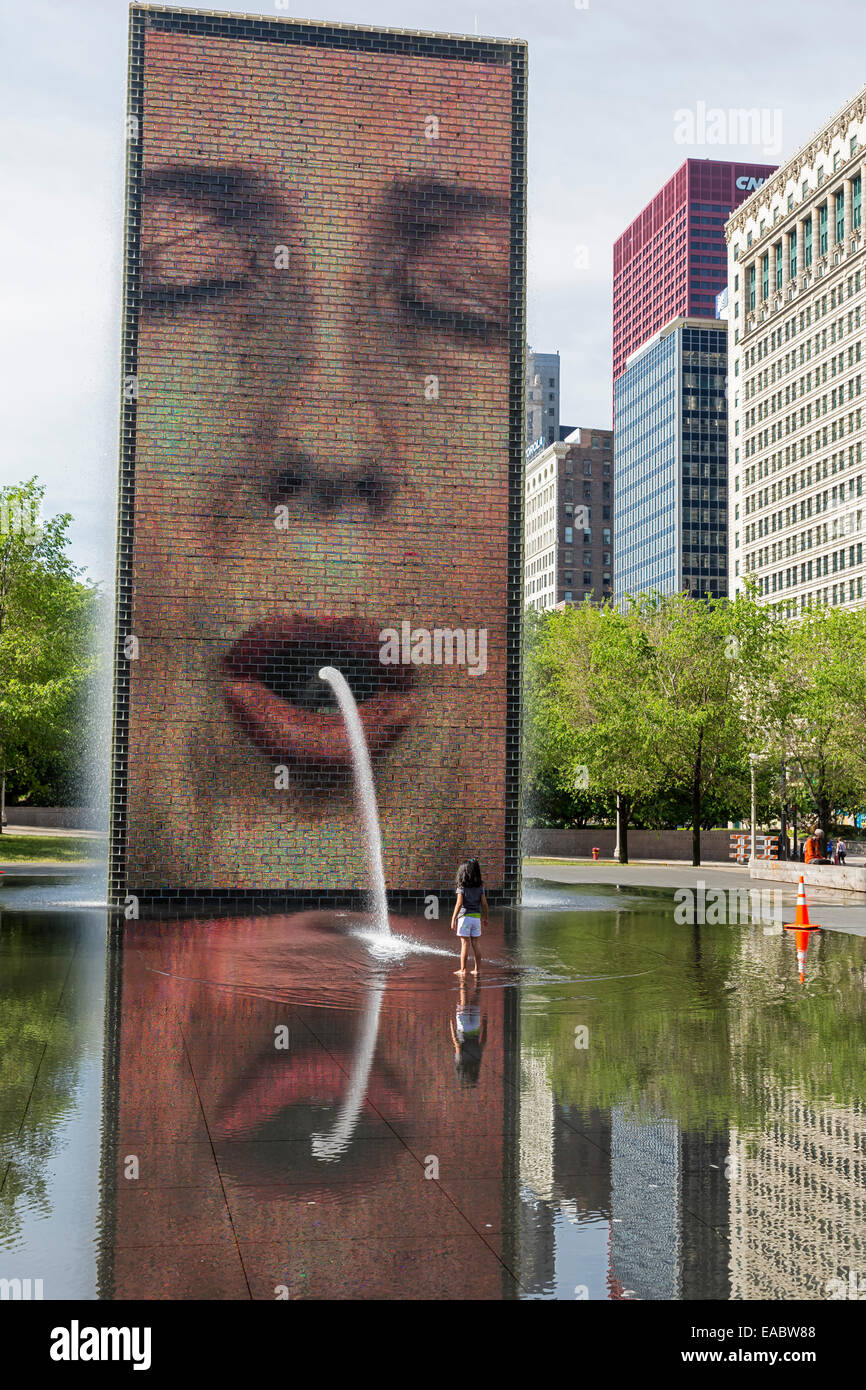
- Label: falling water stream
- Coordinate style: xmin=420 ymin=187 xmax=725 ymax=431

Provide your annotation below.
xmin=310 ymin=666 xmax=391 ymax=1160
xmin=317 ymin=665 xmax=390 ymax=935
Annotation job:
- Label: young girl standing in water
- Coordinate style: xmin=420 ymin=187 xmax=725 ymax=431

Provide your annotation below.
xmin=450 ymin=858 xmax=488 ymax=976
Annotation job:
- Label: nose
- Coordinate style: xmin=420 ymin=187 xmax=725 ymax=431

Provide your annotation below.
xmin=254 ymin=247 xmax=400 ymax=521
xmin=269 ymin=452 xmax=392 ymax=518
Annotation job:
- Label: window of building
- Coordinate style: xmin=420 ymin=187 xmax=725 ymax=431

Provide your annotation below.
xmin=852 ymin=136 xmax=859 ymax=158
xmin=775 ymin=242 xmax=783 ymax=291
xmin=564 ymin=527 xmax=572 ymax=543
xmin=583 ymin=461 xmax=592 ymax=476
xmin=582 ymin=572 xmax=592 ymax=586
xmin=789 ymin=228 xmax=797 ymax=279
xmin=805 ymin=218 xmax=813 ymax=268
xmin=836 ymin=189 xmax=845 ymax=244
xmin=602 ymin=528 xmax=611 ymax=545
xmin=819 ymin=202 xmax=828 ymax=257
xmin=854 ymin=174 xmax=862 ymax=231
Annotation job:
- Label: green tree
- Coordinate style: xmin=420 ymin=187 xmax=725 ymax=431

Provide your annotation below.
xmin=0 ymin=479 xmax=98 ymax=823
xmin=756 ymin=606 xmax=865 ymax=838
xmin=620 ymin=591 xmax=776 ymax=864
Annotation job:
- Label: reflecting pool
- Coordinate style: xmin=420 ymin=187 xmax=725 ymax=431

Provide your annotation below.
xmin=1 ymin=873 xmax=864 ymax=1299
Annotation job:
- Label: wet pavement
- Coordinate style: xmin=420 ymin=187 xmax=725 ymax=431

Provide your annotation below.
xmin=1 ymin=869 xmax=864 ymax=1300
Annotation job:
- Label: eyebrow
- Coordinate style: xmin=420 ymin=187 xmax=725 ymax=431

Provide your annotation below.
xmin=142 ymin=166 xmax=281 ymax=222
xmin=141 ymin=167 xmax=509 ymax=239
xmin=386 ymin=178 xmax=509 ymax=237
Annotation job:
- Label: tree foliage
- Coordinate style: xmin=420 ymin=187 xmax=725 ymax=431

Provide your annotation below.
xmin=0 ymin=479 xmax=100 ymax=814
xmin=524 ymin=592 xmax=866 ymax=860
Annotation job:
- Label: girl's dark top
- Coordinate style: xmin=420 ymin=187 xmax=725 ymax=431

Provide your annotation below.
xmin=460 ymin=882 xmax=484 ymax=913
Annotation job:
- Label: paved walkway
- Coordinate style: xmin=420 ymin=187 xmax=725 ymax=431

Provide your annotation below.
xmin=523 ymin=858 xmax=866 ymax=936
xmin=2 ymin=825 xmax=105 ymax=838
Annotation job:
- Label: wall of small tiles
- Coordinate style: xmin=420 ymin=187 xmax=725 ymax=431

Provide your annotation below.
xmin=111 ymin=5 xmax=526 ymax=911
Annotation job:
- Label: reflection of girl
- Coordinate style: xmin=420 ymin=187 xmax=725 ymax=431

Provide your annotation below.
xmin=450 ymin=857 xmax=487 ymax=976
xmin=449 ymin=978 xmax=488 ymax=1088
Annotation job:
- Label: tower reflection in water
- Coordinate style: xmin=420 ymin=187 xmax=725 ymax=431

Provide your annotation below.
xmin=107 ymin=911 xmax=516 ymax=1299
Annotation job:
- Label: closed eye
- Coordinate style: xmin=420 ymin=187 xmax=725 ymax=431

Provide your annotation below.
xmin=142 ymin=277 xmax=249 ymax=310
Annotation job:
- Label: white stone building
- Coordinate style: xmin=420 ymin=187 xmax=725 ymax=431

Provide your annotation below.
xmin=726 ymin=87 xmax=866 ymax=614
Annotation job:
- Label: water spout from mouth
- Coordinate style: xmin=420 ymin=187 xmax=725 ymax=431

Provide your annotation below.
xmin=318 ymin=666 xmax=390 ymax=936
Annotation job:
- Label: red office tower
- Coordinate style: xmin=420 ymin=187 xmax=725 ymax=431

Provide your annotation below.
xmin=612 ymin=159 xmax=776 ymax=388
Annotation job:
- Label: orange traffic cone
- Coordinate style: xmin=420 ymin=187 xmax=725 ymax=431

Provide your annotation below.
xmin=783 ymin=875 xmax=821 ymax=982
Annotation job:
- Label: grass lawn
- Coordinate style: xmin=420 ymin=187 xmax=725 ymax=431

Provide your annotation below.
xmin=0 ymin=834 xmax=105 ymax=864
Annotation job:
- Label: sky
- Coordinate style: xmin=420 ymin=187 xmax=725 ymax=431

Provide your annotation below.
xmin=2 ymin=0 xmax=865 ymax=583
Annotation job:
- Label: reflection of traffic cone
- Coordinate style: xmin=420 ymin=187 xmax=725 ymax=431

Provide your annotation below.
xmin=784 ymin=875 xmax=821 ymax=982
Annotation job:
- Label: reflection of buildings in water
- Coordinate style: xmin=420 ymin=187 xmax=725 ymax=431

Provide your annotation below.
xmin=728 ymin=930 xmax=866 ymax=1300
xmin=517 ymin=1058 xmax=731 ymax=1299
xmin=517 ymin=1052 xmax=615 ymax=1298
xmin=610 ymin=1110 xmax=679 ymax=1300
xmin=728 ymin=1094 xmax=866 ymax=1300
xmin=517 ymin=1053 xmax=557 ymax=1293
xmin=519 ymin=1053 xmax=555 ymax=1197
xmin=610 ymin=1111 xmax=731 ymax=1301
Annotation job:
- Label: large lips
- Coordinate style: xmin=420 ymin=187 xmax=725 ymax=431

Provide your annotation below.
xmin=223 ymin=615 xmax=418 ymax=768
xmin=213 ymin=1044 xmax=408 ymax=1142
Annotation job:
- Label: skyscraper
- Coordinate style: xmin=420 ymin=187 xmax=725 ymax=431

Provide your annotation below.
xmin=726 ymin=87 xmax=866 ymax=615
xmin=614 ymin=317 xmax=728 ymax=602
xmin=526 ymin=348 xmax=561 ymax=446
xmin=613 ymin=159 xmax=776 ymax=390
xmin=524 ymin=427 xmax=614 ymax=610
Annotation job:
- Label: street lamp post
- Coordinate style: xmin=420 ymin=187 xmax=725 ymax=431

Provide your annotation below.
xmin=749 ymin=753 xmax=760 ymax=865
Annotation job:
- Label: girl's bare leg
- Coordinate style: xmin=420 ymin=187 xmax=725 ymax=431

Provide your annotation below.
xmin=455 ymin=937 xmax=469 ymax=975
xmin=471 ymin=938 xmax=481 ymax=974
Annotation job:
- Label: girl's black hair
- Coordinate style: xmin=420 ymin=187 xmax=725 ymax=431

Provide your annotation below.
xmin=454 ymin=1044 xmax=483 ymax=1088
xmin=455 ymin=858 xmax=483 ymax=892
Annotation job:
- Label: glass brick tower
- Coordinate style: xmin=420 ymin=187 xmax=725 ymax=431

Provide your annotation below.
xmin=613 ymin=159 xmax=776 ymax=390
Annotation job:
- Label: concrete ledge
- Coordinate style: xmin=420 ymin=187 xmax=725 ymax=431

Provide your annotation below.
xmin=750 ymin=860 xmax=866 ymax=893
xmin=3 ymin=807 xmax=105 ymax=831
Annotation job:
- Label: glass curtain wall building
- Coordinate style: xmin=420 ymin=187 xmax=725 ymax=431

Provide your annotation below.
xmin=614 ymin=317 xmax=728 ymax=603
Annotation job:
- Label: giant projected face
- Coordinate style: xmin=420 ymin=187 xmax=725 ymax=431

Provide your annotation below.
xmin=126 ymin=23 xmax=517 ymax=893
